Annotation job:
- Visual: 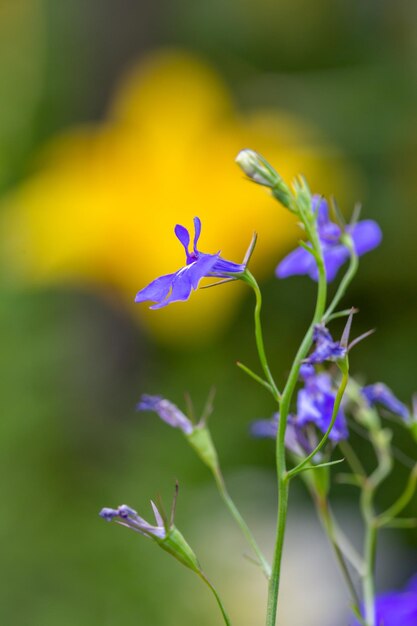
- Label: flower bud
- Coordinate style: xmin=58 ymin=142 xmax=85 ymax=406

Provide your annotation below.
xmin=235 ymin=149 xmax=292 ymax=209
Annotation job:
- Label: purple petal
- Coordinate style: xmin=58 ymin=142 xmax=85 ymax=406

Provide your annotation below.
xmin=137 ymin=394 xmax=193 ymax=433
xmin=135 ymin=273 xmax=175 ymax=305
xmin=361 ymin=383 xmax=409 ymax=420
xmin=99 ymin=507 xmax=119 ymax=521
xmin=193 ymin=217 xmax=202 ymax=252
xmin=250 ymin=415 xmax=278 ymax=438
xmin=349 ymin=220 xmax=382 ymax=256
xmin=276 ymin=246 xmax=316 ymax=279
xmin=211 ymin=257 xmax=245 ymax=276
xmin=174 ymin=224 xmax=190 ymax=254
xmin=320 ymin=245 xmax=350 ymax=282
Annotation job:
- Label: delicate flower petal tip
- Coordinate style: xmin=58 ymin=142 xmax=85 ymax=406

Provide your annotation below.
xmin=276 ymin=195 xmax=382 ymax=282
xmin=251 ymin=412 xmax=319 ymax=457
xmin=361 ymin=383 xmax=410 ymax=420
xmin=135 ymin=217 xmax=245 ymax=308
xmin=99 ymin=503 xmax=167 ymax=539
xmin=137 ymin=395 xmax=194 ymax=434
xmin=305 ymin=324 xmax=347 ymax=364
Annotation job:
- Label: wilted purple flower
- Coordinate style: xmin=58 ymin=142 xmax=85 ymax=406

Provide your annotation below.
xmin=137 ymin=395 xmax=193 ymax=434
xmin=135 ymin=217 xmax=245 ymax=308
xmin=305 ymin=325 xmax=347 ymax=364
xmin=99 ymin=502 xmax=166 ymax=539
xmin=351 ymin=574 xmax=417 ymax=626
xmin=276 ymin=196 xmax=382 ymax=282
xmin=361 ymin=383 xmax=410 ymax=420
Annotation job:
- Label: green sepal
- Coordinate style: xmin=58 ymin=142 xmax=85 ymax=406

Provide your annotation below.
xmin=156 ymin=527 xmax=201 ymax=574
xmin=186 ymin=425 xmax=219 ymax=473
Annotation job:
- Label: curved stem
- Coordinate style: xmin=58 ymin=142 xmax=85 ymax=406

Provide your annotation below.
xmin=323 ymin=235 xmax=358 ymax=323
xmin=241 ymin=271 xmax=280 ymax=401
xmin=213 ymin=468 xmax=271 ymax=579
xmin=377 ymin=463 xmax=417 ymax=526
xmin=199 ymin=571 xmax=232 ymax=626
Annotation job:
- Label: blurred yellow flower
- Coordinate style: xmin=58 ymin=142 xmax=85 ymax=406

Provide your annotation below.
xmin=1 ymin=50 xmax=355 ymax=344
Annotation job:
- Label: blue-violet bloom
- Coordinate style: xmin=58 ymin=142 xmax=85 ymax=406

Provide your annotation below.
xmin=351 ymin=573 xmax=417 ymax=626
xmin=251 ymin=364 xmax=348 ymax=450
xmin=305 ymin=325 xmax=347 ymax=364
xmin=137 ymin=395 xmax=193 ymax=434
xmin=100 ymin=502 xmax=166 ymax=539
xmin=135 ymin=217 xmax=245 ymax=308
xmin=361 ymin=383 xmax=410 ymax=421
xmin=276 ymin=196 xmax=382 ymax=282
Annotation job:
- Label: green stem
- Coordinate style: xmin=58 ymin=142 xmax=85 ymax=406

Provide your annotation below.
xmin=315 ymin=497 xmax=361 ymax=611
xmin=213 ymin=468 xmax=271 ymax=579
xmin=377 ymin=463 xmax=417 ymax=526
xmin=361 ymin=496 xmax=377 ymax=626
xmin=241 ymin=271 xmax=280 ymax=402
xmin=266 ymin=236 xmax=327 ymax=626
xmin=323 ymin=235 xmax=358 ymax=323
xmin=199 ymin=571 xmax=232 ymax=626
xmin=287 ymin=365 xmax=349 ymax=480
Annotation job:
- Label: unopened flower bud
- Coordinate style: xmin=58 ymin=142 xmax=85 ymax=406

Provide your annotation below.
xmin=235 ymin=149 xmax=292 ymax=209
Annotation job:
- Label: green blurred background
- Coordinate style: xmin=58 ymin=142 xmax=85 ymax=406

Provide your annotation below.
xmin=1 ymin=1 xmax=417 ymax=624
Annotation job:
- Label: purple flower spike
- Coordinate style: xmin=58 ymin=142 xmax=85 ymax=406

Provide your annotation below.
xmin=135 ymin=217 xmax=246 ymax=308
xmin=99 ymin=503 xmax=167 ymax=539
xmin=276 ymin=195 xmax=382 ymax=282
xmin=305 ymin=324 xmax=347 ymax=364
xmin=137 ymin=395 xmax=194 ymax=434
xmin=351 ymin=573 xmax=417 ymax=626
xmin=361 ymin=383 xmax=410 ymax=420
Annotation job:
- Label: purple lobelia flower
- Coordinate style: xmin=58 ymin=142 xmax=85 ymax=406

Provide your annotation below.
xmin=297 ymin=364 xmax=348 ymax=441
xmin=135 ymin=217 xmax=246 ymax=308
xmin=361 ymin=383 xmax=410 ymax=420
xmin=251 ymin=363 xmax=348 ymax=452
xmin=351 ymin=573 xmax=417 ymax=626
xmin=305 ymin=325 xmax=347 ymax=364
xmin=137 ymin=395 xmax=193 ymax=434
xmin=100 ymin=502 xmax=167 ymax=538
xmin=276 ymin=195 xmax=382 ymax=282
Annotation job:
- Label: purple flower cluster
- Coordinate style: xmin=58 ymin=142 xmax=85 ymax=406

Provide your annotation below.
xmin=135 ymin=217 xmax=245 ymax=308
xmin=251 ymin=363 xmax=348 ymax=453
xmin=351 ymin=574 xmax=417 ymax=626
xmin=276 ymin=196 xmax=382 ymax=282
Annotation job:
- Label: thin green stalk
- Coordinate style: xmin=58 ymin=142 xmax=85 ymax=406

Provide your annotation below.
xmin=315 ymin=496 xmax=361 ymax=611
xmin=377 ymin=463 xmax=417 ymax=526
xmin=323 ymin=235 xmax=358 ymax=323
xmin=241 ymin=271 xmax=280 ymax=402
xmin=288 ymin=365 xmax=349 ymax=480
xmin=361 ymin=488 xmax=378 ymax=626
xmin=266 ymin=239 xmax=327 ymax=626
xmin=213 ymin=468 xmax=271 ymax=579
xmin=199 ymin=571 xmax=232 ymax=626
